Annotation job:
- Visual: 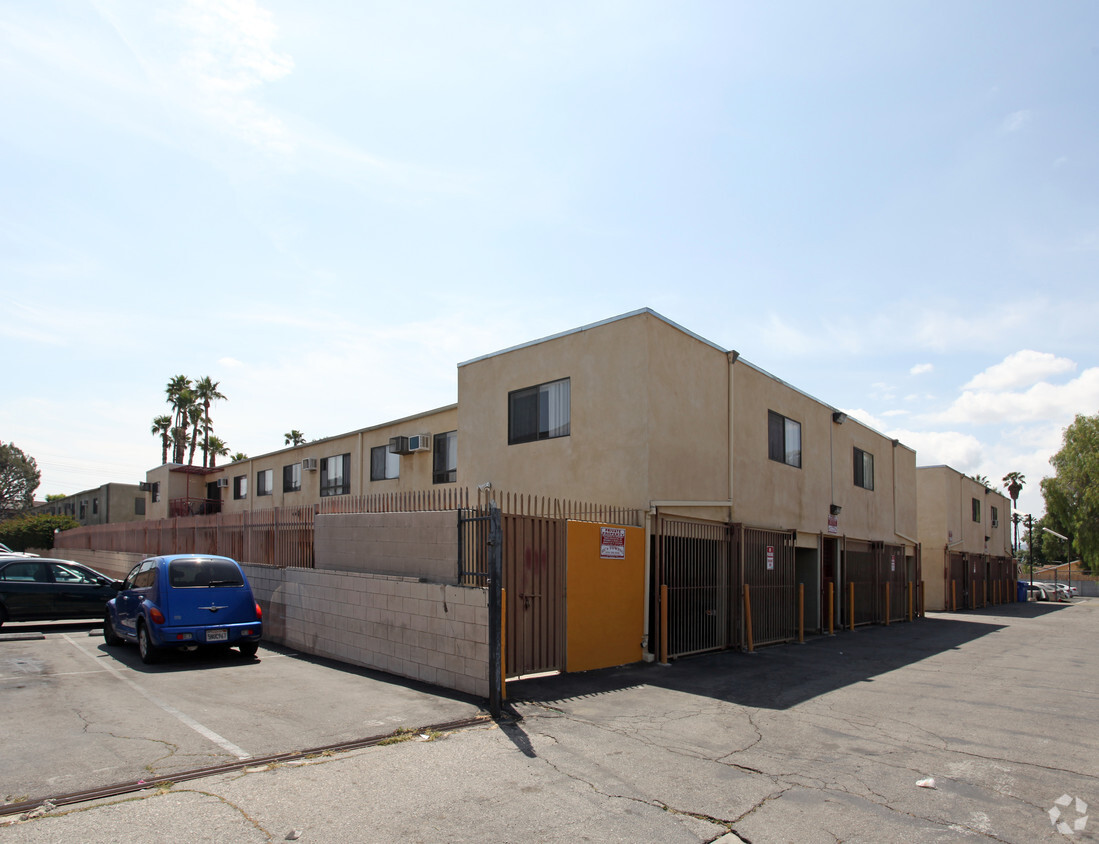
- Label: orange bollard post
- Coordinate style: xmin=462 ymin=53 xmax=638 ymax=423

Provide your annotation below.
xmin=659 ymin=584 xmax=669 ymax=664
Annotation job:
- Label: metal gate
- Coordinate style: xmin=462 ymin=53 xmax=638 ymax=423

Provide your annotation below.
xmin=655 ymin=517 xmax=738 ymax=658
xmin=947 ymin=552 xmax=969 ymax=609
xmin=743 ymin=528 xmax=796 ymax=646
xmin=459 ymin=509 xmax=566 ymax=680
xmin=846 ymin=539 xmax=879 ymax=625
xmin=882 ymin=543 xmax=907 ymax=622
xmin=502 ymin=513 xmax=566 ymax=677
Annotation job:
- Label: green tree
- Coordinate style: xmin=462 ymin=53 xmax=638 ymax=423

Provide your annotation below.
xmin=1041 ymin=413 xmax=1099 ymax=572
xmin=230 ymin=452 xmax=249 ymax=463
xmin=970 ymin=474 xmax=990 ymax=487
xmin=194 ymin=376 xmax=226 ymax=468
xmin=165 ymin=375 xmax=194 ymax=463
xmin=0 ymin=513 xmax=79 ymax=551
xmin=207 ymin=436 xmax=230 ymax=468
xmin=284 ymin=430 xmax=306 ymax=446
xmin=0 ymin=441 xmax=41 ymax=514
xmin=151 ymin=414 xmax=172 ymax=465
xmin=45 ymin=493 xmax=66 ymax=502
xmin=186 ymin=404 xmax=204 ymax=466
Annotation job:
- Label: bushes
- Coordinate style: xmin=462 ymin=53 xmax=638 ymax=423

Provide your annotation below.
xmin=0 ymin=514 xmax=80 ymax=551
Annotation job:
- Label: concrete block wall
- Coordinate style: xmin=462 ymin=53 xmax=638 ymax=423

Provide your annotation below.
xmin=314 ymin=511 xmax=459 ymax=584
xmin=244 ymin=564 xmax=489 ymax=698
xmin=39 ymin=547 xmax=489 ymax=700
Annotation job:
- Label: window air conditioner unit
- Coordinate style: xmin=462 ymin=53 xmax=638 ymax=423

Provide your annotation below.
xmin=301 ymin=458 xmax=318 ymax=471
xmin=139 ymin=482 xmax=152 ymax=492
xmin=408 ymin=433 xmax=432 ymax=453
xmin=216 ymin=478 xmax=229 ymax=488
xmin=389 ymin=436 xmax=411 ymax=455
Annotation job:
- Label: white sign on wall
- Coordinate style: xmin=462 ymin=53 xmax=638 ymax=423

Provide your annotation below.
xmin=766 ymin=545 xmax=775 ymax=570
xmin=600 ymin=527 xmax=626 ymax=559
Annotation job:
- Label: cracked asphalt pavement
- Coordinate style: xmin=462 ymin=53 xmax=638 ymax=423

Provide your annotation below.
xmin=3 ymin=599 xmax=1097 ymax=842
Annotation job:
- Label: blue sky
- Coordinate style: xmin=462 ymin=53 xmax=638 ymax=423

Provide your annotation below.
xmin=2 ymin=1 xmax=1097 ymax=518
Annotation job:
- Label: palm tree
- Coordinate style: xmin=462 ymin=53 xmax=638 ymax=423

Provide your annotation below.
xmin=207 ymin=436 xmax=230 ymax=468
xmin=151 ymin=415 xmax=172 ymax=464
xmin=970 ymin=474 xmax=990 ymax=487
xmin=1003 ymin=471 xmax=1026 ymax=554
xmin=230 ymin=452 xmax=249 ymax=463
xmin=186 ymin=405 xmax=204 ymax=465
xmin=165 ymin=376 xmax=194 ymax=463
xmin=284 ymin=430 xmax=306 ymax=446
xmin=194 ymin=376 xmax=227 ymax=468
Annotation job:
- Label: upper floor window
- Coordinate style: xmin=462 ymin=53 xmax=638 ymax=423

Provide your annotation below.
xmin=509 ymin=378 xmax=570 ymax=444
xmin=433 ymin=431 xmax=457 ymax=484
xmin=320 ymin=453 xmax=351 ymax=497
xmin=92 ymin=497 xmax=99 ymax=515
xmin=256 ymin=468 xmax=274 ymax=497
xmin=370 ymin=445 xmax=400 ymax=481
xmin=991 ymin=506 xmax=999 ymax=528
xmin=768 ymin=411 xmax=802 ymax=468
xmin=853 ymin=448 xmax=874 ymax=490
xmin=79 ymin=501 xmax=87 ymax=519
xmin=233 ymin=475 xmax=248 ymax=500
xmin=972 ymin=498 xmax=981 ymax=523
xmin=283 ymin=463 xmax=301 ymax=493
xmin=151 ymin=482 xmax=161 ymax=503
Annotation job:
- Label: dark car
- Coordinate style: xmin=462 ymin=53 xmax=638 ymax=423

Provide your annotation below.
xmin=104 ymin=554 xmax=262 ymax=663
xmin=0 ymin=557 xmax=122 ymax=627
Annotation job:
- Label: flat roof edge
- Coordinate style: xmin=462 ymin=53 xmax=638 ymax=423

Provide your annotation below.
xmin=457 ymin=307 xmax=727 ymax=368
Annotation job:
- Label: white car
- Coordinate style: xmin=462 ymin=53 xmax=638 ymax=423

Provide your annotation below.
xmin=1043 ymin=582 xmax=1072 ymax=602
xmin=0 ymin=542 xmax=38 ymax=557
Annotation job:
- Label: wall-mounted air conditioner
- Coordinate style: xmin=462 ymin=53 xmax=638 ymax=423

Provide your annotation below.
xmin=389 ymin=436 xmax=410 ymax=455
xmin=216 ymin=478 xmax=229 ymax=488
xmin=139 ymin=482 xmax=152 ymax=492
xmin=301 ymin=457 xmax=318 ymax=471
xmin=408 ymin=433 xmax=432 ymax=453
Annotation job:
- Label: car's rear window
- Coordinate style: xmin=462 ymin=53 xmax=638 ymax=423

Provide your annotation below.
xmin=168 ymin=559 xmax=244 ymax=588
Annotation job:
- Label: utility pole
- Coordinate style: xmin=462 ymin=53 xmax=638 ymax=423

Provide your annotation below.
xmin=1025 ymin=515 xmax=1034 ymax=586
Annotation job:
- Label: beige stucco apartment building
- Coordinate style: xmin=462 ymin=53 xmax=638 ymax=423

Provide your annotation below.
xmin=144 ymin=309 xmax=925 ymax=655
xmin=917 ymin=465 xmax=1014 ymax=611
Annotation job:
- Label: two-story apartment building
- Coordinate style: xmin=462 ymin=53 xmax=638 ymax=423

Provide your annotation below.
xmin=916 ymin=465 xmax=1014 ymax=611
xmin=144 ymin=308 xmax=923 ymax=658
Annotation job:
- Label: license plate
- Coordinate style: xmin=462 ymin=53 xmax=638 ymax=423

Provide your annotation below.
xmin=206 ymin=629 xmax=228 ymax=642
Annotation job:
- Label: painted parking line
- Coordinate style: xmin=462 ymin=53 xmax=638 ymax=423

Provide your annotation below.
xmin=61 ymin=634 xmax=251 ymax=760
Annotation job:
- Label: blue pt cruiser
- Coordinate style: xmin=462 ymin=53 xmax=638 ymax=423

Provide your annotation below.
xmin=105 ymin=554 xmax=262 ymax=663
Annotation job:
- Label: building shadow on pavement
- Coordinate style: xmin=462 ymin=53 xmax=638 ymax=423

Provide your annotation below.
xmin=508 ymin=603 xmax=1066 ymax=712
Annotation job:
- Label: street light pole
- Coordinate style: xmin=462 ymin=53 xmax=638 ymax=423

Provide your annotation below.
xmin=1026 ymin=515 xmax=1034 ymax=587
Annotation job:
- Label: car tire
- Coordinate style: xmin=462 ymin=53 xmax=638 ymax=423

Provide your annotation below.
xmin=103 ymin=614 xmax=123 ymax=646
xmin=238 ymin=641 xmax=259 ymax=658
xmin=137 ymin=623 xmax=160 ymax=665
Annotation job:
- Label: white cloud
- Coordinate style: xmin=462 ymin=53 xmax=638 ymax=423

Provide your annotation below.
xmin=898 ymin=429 xmax=985 ymax=471
xmin=1000 ymin=109 xmax=1032 ymax=133
xmin=936 ymin=367 xmax=1099 ymax=425
xmin=963 ymin=350 xmax=1076 ymax=391
xmin=910 ymin=363 xmax=933 ymax=376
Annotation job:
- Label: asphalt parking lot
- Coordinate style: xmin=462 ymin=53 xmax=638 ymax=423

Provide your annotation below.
xmin=2 ymin=599 xmax=1098 ymax=843
xmin=0 ymin=621 xmax=485 ymax=805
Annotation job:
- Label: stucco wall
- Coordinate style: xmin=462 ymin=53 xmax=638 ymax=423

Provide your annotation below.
xmin=314 ymin=511 xmax=458 ymax=583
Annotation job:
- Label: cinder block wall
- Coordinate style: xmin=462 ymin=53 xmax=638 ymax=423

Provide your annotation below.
xmin=244 ymin=564 xmax=488 ymax=698
xmin=40 ymin=548 xmax=489 ymax=699
xmin=314 ymin=511 xmax=459 ymax=583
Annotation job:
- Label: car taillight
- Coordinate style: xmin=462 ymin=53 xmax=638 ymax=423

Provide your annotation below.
xmin=149 ymin=607 xmax=165 ymax=624
xmin=255 ymin=603 xmax=263 ymax=620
